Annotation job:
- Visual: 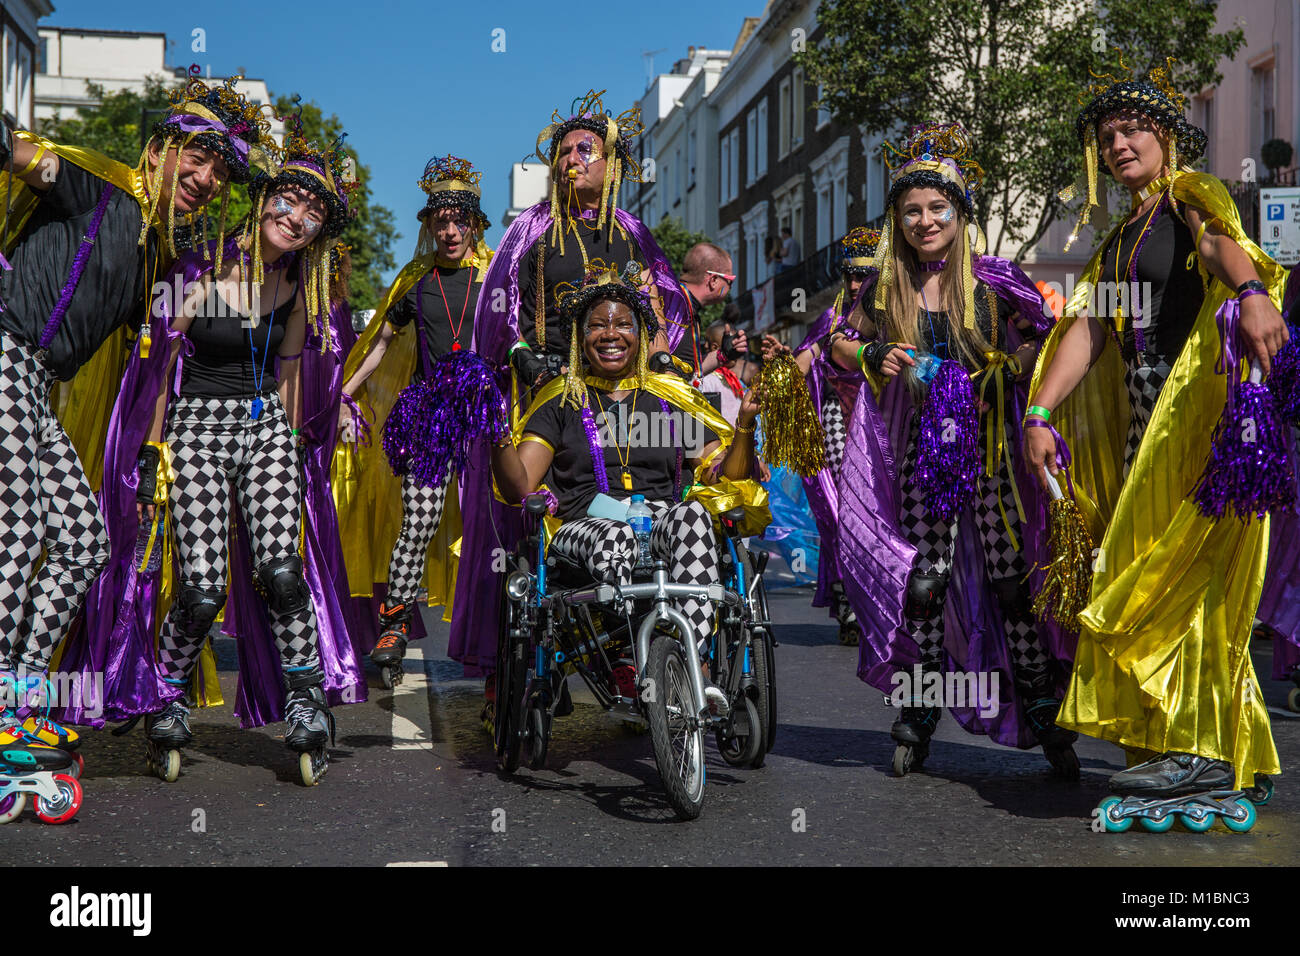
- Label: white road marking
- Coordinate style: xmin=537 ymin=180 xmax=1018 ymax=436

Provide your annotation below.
xmin=391 ymin=645 xmax=434 ymax=751
xmin=386 ymin=861 xmax=449 ymax=867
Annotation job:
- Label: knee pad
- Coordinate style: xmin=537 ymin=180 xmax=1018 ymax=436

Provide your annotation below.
xmin=176 ymin=585 xmax=226 ymax=637
xmin=255 ymin=555 xmax=310 ymax=616
xmin=989 ymin=575 xmax=1032 ymax=618
xmin=904 ymin=570 xmax=948 ymax=621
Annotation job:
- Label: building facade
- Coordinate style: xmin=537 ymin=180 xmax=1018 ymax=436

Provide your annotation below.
xmin=1 ymin=0 xmax=53 ymax=130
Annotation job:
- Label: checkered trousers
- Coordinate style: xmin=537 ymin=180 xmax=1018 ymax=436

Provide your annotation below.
xmin=1122 ymin=356 xmax=1172 ymax=478
xmin=548 ymin=499 xmax=719 ymax=642
xmin=0 ymin=334 xmax=110 ymax=671
xmin=385 ymin=472 xmax=451 ymax=606
xmin=821 ymin=393 xmax=848 ymax=476
xmin=156 ymin=391 xmax=318 ymax=683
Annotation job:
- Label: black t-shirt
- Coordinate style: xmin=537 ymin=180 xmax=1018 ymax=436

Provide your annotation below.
xmin=180 ymin=283 xmax=293 ymax=398
xmin=670 ymin=288 xmax=705 ymax=374
xmin=1098 ymin=201 xmax=1204 ymax=366
xmin=518 ymin=219 xmax=639 ymax=357
xmin=386 ymin=263 xmax=480 ymax=377
xmin=524 ymin=382 xmax=720 ymax=521
xmin=0 ymin=160 xmax=158 ymax=380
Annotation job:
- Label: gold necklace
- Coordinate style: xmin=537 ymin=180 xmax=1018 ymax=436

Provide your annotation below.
xmin=592 ymin=388 xmax=639 ymax=491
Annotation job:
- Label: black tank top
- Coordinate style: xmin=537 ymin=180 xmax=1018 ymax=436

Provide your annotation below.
xmin=180 ymin=283 xmax=293 ymax=398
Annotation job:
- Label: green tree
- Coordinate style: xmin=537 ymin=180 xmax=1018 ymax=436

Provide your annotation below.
xmin=651 ymin=215 xmax=725 ymax=325
xmin=795 ymin=0 xmax=1245 ymax=260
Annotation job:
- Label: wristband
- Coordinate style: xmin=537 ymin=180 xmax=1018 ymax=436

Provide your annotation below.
xmin=856 ymin=343 xmax=867 ymax=371
xmin=507 ymin=340 xmax=530 ymax=358
xmin=735 ymin=422 xmax=755 ymax=435
xmin=1238 ymin=288 xmax=1268 ymax=302
xmin=1025 ymin=404 xmax=1052 ymax=422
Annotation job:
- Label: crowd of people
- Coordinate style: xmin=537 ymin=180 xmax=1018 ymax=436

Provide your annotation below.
xmin=0 ymin=62 xmax=1297 ymax=833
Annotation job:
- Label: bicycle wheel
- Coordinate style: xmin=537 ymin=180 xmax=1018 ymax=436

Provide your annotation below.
xmin=645 ymin=634 xmax=706 ymax=820
xmin=494 ymin=595 xmax=527 ymax=773
xmin=748 ymin=628 xmax=775 ymax=767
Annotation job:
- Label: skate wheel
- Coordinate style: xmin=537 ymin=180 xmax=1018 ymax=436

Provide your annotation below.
xmin=68 ymin=752 xmax=85 ymax=780
xmin=1244 ymin=776 xmax=1274 ymax=806
xmin=33 ymin=774 xmax=82 ymax=825
xmin=1097 ymin=796 xmax=1132 ymax=833
xmin=159 ymin=749 xmax=180 ymax=784
xmin=380 ymin=666 xmax=394 ymax=690
xmin=1288 ymin=687 xmax=1300 ymax=713
xmin=1138 ymin=811 xmax=1176 ymax=833
xmin=0 ymin=792 xmax=26 ymax=824
xmin=1221 ymin=799 xmax=1257 ymax=833
xmin=298 ymin=749 xmax=328 ymax=787
xmin=892 ymin=744 xmax=913 ymax=777
xmin=1178 ymin=809 xmax=1216 ymax=832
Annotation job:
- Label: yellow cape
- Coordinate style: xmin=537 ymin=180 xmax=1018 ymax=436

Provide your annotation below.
xmin=1028 ymin=171 xmax=1287 ymax=786
xmin=330 ymin=242 xmax=493 ymax=619
xmin=514 ymin=371 xmax=772 ymax=540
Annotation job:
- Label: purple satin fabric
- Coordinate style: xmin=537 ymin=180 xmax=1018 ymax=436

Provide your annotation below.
xmin=162 ymin=114 xmax=250 ymax=162
xmin=449 ymin=202 xmax=685 ymax=676
xmin=837 ymin=255 xmax=1068 ymax=749
xmin=54 ymin=238 xmax=365 ymax=728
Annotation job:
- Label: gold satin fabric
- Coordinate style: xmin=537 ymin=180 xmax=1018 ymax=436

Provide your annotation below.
xmin=1028 ymin=171 xmax=1287 ymax=787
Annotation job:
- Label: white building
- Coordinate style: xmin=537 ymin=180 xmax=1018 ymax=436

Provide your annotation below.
xmin=502 ymin=161 xmax=551 ymax=227
xmin=36 ymin=26 xmax=283 ymax=141
xmin=2 ymin=0 xmax=53 ymax=129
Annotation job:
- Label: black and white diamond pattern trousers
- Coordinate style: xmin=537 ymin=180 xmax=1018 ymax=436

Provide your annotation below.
xmin=385 ymin=472 xmax=451 ymax=606
xmin=1122 ymin=356 xmax=1172 ymax=478
xmin=548 ymin=499 xmax=718 ymax=642
xmin=0 ymin=334 xmax=110 ymax=672
xmin=897 ymin=416 xmax=1047 ymax=688
xmin=156 ymin=392 xmax=318 ymax=683
xmin=821 ymin=393 xmax=856 ymax=625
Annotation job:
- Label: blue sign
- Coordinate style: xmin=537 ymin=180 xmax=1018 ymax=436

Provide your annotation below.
xmin=1267 ymin=203 xmax=1285 ymax=220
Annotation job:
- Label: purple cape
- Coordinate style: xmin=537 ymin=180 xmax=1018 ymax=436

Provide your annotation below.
xmin=54 ymin=237 xmax=366 ymax=728
xmin=837 ymin=255 xmax=1071 ymax=748
xmin=448 ymin=201 xmax=685 ymax=676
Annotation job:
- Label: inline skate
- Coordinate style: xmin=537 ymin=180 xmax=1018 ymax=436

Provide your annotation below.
xmin=371 ymin=601 xmax=412 ymax=689
xmin=144 ymin=697 xmax=192 ymax=783
xmin=284 ymin=669 xmax=335 ymax=786
xmin=1095 ymin=752 xmax=1257 ymax=833
xmin=0 ymin=740 xmax=83 ymax=824
xmin=1288 ymin=666 xmax=1300 ymax=714
xmin=0 ymin=672 xmax=83 ymax=778
xmin=1024 ymin=694 xmax=1080 ymax=780
xmin=890 ymin=705 xmax=940 ymax=776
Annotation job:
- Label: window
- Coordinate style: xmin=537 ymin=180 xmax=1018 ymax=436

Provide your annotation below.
xmin=687 ymin=129 xmax=696 ymax=186
xmin=17 ymin=46 xmax=31 ymax=125
xmin=756 ymin=98 xmax=768 ymax=179
xmin=816 ymin=83 xmax=831 ymax=129
xmin=792 ymin=68 xmax=805 ymax=147
xmin=746 ymin=108 xmax=757 ymax=184
xmin=1197 ymin=94 xmax=1215 ymax=174
xmin=816 ymin=184 xmax=831 ymax=249
xmin=779 ymin=77 xmax=792 ymax=157
xmin=37 ymin=37 xmax=48 ymax=75
xmin=1252 ymin=64 xmax=1275 ymax=155
xmin=728 ymin=128 xmax=740 ymax=201
xmin=674 ymin=148 xmax=682 ymax=203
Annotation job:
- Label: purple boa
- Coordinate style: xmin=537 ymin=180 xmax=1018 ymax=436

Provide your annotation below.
xmin=448 ymin=202 xmax=685 ymax=676
xmin=837 ymin=255 xmax=1068 ymax=749
xmin=54 ymin=237 xmax=366 ymax=728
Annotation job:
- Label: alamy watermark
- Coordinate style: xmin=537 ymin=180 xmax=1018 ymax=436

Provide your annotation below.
xmin=888 ymin=664 xmax=1000 ymax=719
xmin=2 ymin=665 xmax=104 ymax=720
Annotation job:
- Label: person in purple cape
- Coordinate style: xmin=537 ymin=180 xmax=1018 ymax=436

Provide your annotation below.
xmin=457 ymin=90 xmax=688 ymax=727
xmin=834 ymin=122 xmax=1074 ymax=778
xmin=763 ymin=226 xmax=880 ymax=647
xmin=57 ymin=117 xmax=365 ymax=787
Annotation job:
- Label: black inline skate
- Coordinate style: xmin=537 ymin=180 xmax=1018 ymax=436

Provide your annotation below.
xmin=1024 ymin=695 xmax=1080 ymax=780
xmin=371 ymin=601 xmax=413 ymax=689
xmin=1096 ymin=752 xmax=1256 ymax=833
xmin=1288 ymin=666 xmax=1300 ymax=714
xmin=284 ymin=669 xmax=335 ymax=786
xmin=890 ymin=705 xmax=940 ymax=776
xmin=144 ymin=697 xmax=192 ymax=784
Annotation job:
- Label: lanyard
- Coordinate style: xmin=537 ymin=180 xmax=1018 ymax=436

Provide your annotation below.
xmin=248 ymin=270 xmax=282 ymax=419
xmin=35 ymin=182 xmax=115 ymax=364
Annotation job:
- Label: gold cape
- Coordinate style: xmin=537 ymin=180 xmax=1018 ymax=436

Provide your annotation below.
xmin=330 ymin=242 xmax=493 ymax=619
xmin=1028 ymin=171 xmax=1287 ymax=786
xmin=2 ymin=131 xmax=170 ymax=492
xmin=514 ymin=371 xmax=771 ymax=540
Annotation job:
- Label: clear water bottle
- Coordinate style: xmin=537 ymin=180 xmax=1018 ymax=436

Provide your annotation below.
xmin=908 ymin=350 xmax=942 ymax=384
xmin=626 ymin=494 xmax=654 ymax=569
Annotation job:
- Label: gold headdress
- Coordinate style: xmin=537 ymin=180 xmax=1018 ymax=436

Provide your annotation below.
xmin=554 ymin=261 xmax=657 ymax=410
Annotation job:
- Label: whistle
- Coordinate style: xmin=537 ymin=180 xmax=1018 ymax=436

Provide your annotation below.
xmin=567 ymin=168 xmax=578 ymax=181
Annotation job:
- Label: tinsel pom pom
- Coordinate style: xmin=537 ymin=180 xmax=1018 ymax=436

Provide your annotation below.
xmin=1193 ymin=374 xmax=1297 ymax=522
xmin=1267 ymin=325 xmax=1300 ymax=424
xmin=756 ymin=352 xmax=826 ymax=477
xmin=382 ymin=350 xmax=508 ymax=488
xmin=914 ymin=359 xmax=980 ymax=521
xmin=1031 ymin=495 xmax=1095 ymax=633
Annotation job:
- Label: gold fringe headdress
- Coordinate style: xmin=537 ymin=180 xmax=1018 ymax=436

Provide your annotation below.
xmin=534 ymin=90 xmax=645 ymax=256
xmin=554 ymin=261 xmax=659 ymax=410
xmin=829 ymin=225 xmax=882 ymax=331
xmin=242 ymin=98 xmax=359 ymax=351
xmin=1059 ymin=54 xmax=1208 ymax=251
xmin=139 ymin=69 xmax=277 ymax=257
xmin=874 ymin=121 xmax=985 ymax=326
xmin=414 ymin=155 xmax=490 ymax=258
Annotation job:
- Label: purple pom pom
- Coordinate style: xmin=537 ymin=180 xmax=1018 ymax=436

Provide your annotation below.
xmin=914 ymin=359 xmax=981 ymax=521
xmin=1193 ymin=376 xmax=1297 ymax=522
xmin=382 ymin=350 xmax=508 ymax=488
xmin=1268 ymin=324 xmax=1300 ymax=424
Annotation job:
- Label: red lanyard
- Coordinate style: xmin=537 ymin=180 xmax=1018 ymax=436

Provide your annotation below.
xmin=680 ymin=285 xmax=701 ymax=386
xmin=434 ymin=264 xmax=474 ymax=351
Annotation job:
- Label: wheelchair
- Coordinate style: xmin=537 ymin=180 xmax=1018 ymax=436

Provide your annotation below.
xmin=493 ymin=492 xmax=777 ymax=820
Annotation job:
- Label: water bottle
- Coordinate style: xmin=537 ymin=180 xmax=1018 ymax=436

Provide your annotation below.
xmin=908 ymin=349 xmax=942 ymax=384
xmin=626 ymin=494 xmax=654 ymax=569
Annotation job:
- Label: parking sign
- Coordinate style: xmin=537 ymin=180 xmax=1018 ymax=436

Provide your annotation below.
xmin=1260 ymin=187 xmax=1300 ymax=266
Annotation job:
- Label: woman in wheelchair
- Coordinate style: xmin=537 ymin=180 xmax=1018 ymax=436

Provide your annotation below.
xmin=489 ymin=266 xmax=760 ymax=707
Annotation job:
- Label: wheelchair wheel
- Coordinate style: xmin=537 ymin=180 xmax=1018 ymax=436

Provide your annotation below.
xmin=645 ymin=634 xmax=706 ymax=820
xmin=716 ymin=694 xmax=762 ymax=768
xmin=525 ymin=698 xmax=550 ymax=770
xmin=494 ymin=597 xmax=527 ymax=774
xmin=747 ymin=628 xmax=775 ymax=768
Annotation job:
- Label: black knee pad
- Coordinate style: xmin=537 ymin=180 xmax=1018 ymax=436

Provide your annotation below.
xmin=255 ymin=555 xmax=310 ymax=616
xmin=176 ymin=585 xmax=226 ymax=636
xmin=904 ymin=570 xmax=948 ymax=621
xmin=989 ymin=575 xmax=1032 ymax=618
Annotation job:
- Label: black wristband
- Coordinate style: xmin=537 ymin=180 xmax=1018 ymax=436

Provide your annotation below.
xmin=1237 ymin=279 xmax=1267 ymax=296
xmin=860 ymin=341 xmax=890 ymax=374
xmin=136 ymin=445 xmax=160 ymax=504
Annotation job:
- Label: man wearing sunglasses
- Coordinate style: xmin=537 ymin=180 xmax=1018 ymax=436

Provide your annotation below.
xmin=670 ymin=242 xmax=746 ymax=384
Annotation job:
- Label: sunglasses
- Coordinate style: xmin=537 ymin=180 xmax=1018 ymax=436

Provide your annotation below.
xmin=707 ymin=270 xmax=736 ymax=286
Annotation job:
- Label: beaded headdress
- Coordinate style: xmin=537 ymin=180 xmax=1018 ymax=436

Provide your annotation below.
xmin=414 ymin=155 xmax=490 ymax=255
xmin=534 ymin=90 xmax=645 ymax=251
xmin=839 ymin=226 xmax=882 ymax=277
xmin=1060 ymin=55 xmax=1207 ymax=250
xmin=874 ymin=122 xmax=985 ymax=325
xmin=554 ymin=261 xmax=657 ymax=410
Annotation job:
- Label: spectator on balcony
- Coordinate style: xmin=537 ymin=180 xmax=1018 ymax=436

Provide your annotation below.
xmin=779 ymin=226 xmax=801 ymax=272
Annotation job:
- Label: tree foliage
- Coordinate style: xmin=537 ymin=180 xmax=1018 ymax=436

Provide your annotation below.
xmin=795 ymin=0 xmax=1245 ymax=260
xmin=651 ymin=215 xmax=725 ymax=326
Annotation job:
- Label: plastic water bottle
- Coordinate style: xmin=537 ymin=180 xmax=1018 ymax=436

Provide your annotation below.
xmin=908 ymin=350 xmax=942 ymax=384
xmin=626 ymin=494 xmax=654 ymax=569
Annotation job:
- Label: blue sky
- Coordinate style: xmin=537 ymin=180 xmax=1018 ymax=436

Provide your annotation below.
xmin=45 ymin=0 xmax=760 ymax=282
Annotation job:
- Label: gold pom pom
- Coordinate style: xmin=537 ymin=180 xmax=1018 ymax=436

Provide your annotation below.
xmin=1031 ymin=495 xmax=1095 ymax=633
xmin=754 ymin=353 xmax=826 ymax=477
